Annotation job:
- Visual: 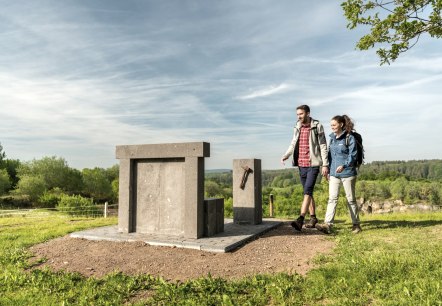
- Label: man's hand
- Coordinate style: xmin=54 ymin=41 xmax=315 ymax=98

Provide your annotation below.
xmin=336 ymin=165 xmax=344 ymax=173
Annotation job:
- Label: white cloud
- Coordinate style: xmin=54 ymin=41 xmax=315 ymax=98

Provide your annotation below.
xmin=237 ymin=83 xmax=292 ymax=100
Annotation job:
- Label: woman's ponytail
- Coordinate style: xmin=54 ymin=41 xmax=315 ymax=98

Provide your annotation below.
xmin=342 ymin=115 xmax=354 ymax=133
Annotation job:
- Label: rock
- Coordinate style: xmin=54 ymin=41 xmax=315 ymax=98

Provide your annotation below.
xmin=394 ymin=199 xmax=404 ymax=206
xmin=383 ymin=201 xmax=394 ymax=209
xmin=371 ymin=202 xmax=383 ymax=210
xmin=416 ymin=204 xmax=432 ymax=211
xmin=392 ymin=206 xmax=401 ymax=212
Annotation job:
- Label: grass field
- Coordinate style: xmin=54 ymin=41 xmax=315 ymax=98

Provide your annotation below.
xmin=1 ymin=211 xmax=441 ymax=305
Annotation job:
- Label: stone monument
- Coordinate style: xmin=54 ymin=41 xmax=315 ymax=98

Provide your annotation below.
xmin=116 ymin=142 xmax=209 ymax=239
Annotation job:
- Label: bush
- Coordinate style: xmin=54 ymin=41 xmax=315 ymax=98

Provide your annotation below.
xmin=224 ymin=197 xmax=233 ymax=217
xmin=37 ymin=188 xmax=65 ymax=208
xmin=0 ymin=195 xmax=32 ymax=209
xmin=56 ymin=194 xmax=101 ymax=217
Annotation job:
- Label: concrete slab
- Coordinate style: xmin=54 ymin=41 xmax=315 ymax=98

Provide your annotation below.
xmin=70 ymin=218 xmax=283 ymax=253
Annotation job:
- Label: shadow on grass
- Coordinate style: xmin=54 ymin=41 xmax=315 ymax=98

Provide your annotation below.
xmin=257 ymin=221 xmax=329 ymax=239
xmin=362 ymin=219 xmax=442 ymax=230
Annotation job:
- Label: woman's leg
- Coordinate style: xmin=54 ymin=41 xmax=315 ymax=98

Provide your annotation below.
xmin=324 ymin=176 xmax=341 ymax=224
xmin=342 ymin=176 xmax=359 ymax=225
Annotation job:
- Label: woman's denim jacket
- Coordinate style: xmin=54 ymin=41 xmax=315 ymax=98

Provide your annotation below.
xmin=328 ymin=131 xmax=357 ymax=178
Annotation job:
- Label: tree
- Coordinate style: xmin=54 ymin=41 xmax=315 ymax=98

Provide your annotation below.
xmin=17 ymin=156 xmax=83 ymax=194
xmin=2 ymin=159 xmax=21 ymax=189
xmin=0 ymin=169 xmax=11 ymax=195
xmin=0 ymin=142 xmax=6 ymax=163
xmin=342 ymin=0 xmax=442 ymax=64
xmin=14 ymin=175 xmax=46 ymax=201
xmin=205 ymin=181 xmax=222 ymax=198
xmin=82 ymin=168 xmax=113 ymax=202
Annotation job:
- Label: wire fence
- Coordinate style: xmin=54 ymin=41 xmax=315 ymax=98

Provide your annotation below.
xmin=0 ymin=203 xmax=119 ymax=218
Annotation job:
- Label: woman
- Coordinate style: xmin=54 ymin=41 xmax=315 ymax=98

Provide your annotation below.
xmin=315 ymin=115 xmax=362 ymax=234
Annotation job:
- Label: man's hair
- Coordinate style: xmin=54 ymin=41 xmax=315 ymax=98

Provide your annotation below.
xmin=296 ymin=104 xmax=310 ymax=113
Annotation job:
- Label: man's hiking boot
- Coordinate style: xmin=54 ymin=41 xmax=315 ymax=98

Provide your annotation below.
xmin=304 ymin=217 xmax=318 ymax=229
xmin=315 ymin=223 xmax=332 ymax=234
xmin=290 ymin=217 xmax=304 ymax=231
xmin=352 ymin=224 xmax=362 ymax=234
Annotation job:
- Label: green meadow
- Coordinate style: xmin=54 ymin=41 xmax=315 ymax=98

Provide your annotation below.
xmin=1 ymin=211 xmax=441 ymax=305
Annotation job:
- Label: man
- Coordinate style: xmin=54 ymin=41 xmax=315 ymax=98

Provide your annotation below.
xmin=281 ymin=105 xmax=329 ymax=231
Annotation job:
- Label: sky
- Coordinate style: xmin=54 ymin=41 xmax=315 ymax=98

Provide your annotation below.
xmin=1 ymin=0 xmax=441 ymax=171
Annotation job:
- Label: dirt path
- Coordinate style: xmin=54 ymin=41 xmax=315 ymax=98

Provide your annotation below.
xmin=29 ymin=222 xmax=335 ymax=282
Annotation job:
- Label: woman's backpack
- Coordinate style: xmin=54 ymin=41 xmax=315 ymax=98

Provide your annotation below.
xmin=346 ymin=131 xmax=365 ymax=168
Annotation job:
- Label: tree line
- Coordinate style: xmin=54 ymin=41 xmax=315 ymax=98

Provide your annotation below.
xmin=205 ymin=160 xmax=442 ymax=217
xmin=2 ymin=140 xmax=441 ymax=218
xmin=0 ymin=144 xmax=118 ymax=211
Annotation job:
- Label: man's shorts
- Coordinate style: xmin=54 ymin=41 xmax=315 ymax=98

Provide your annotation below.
xmin=298 ymin=166 xmax=320 ymax=196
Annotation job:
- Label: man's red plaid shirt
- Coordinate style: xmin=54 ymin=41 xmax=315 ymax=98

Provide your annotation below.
xmin=298 ymin=124 xmax=311 ymax=167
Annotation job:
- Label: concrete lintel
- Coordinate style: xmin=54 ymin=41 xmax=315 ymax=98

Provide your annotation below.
xmin=116 ymin=142 xmax=210 ymax=159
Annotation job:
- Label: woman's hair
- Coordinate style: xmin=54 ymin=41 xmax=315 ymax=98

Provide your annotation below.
xmin=332 ymin=114 xmax=354 ymax=133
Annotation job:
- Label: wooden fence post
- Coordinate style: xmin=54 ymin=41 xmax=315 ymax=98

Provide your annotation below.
xmin=269 ymin=194 xmax=274 ymax=217
xmin=104 ymin=202 xmax=108 ymax=218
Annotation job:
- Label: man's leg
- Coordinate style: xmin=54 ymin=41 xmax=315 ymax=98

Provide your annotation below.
xmin=309 ymin=198 xmax=316 ymax=216
xmin=292 ymin=167 xmax=319 ymax=231
xmin=304 ymin=197 xmax=318 ymax=228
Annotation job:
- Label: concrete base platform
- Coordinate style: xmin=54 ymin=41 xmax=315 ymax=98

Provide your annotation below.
xmin=70 ymin=218 xmax=282 ymax=253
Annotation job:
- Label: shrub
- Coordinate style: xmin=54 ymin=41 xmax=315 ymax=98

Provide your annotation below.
xmin=37 ymin=188 xmax=65 ymax=208
xmin=0 ymin=195 xmax=32 ymax=209
xmin=56 ymin=194 xmax=101 ymax=217
xmin=224 ymin=197 xmax=233 ymax=217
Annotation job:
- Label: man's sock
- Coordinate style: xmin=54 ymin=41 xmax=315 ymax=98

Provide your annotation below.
xmin=311 ymin=214 xmax=316 ymax=219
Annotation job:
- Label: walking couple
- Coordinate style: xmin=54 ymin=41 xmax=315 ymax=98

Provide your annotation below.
xmin=281 ymin=104 xmax=362 ymax=234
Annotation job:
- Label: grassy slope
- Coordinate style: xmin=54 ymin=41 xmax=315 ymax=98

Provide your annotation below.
xmin=0 ymin=212 xmax=441 ymax=305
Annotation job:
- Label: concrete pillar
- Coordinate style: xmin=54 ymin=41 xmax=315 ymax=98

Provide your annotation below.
xmin=204 ymin=198 xmax=224 ymax=237
xmin=232 ymin=159 xmax=262 ymax=225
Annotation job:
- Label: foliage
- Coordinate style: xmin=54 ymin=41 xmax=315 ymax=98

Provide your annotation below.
xmin=206 ymin=160 xmax=442 ymax=221
xmin=358 ymin=159 xmax=442 ymax=180
xmin=111 ymin=179 xmax=119 ymax=202
xmin=0 ymin=142 xmax=6 ymax=163
xmin=56 ymin=194 xmax=101 ymax=216
xmin=104 ymin=164 xmax=119 ymax=182
xmin=0 ymin=195 xmax=31 ymax=209
xmin=13 ymin=175 xmax=46 ymax=202
xmin=0 ymin=158 xmax=21 ymax=190
xmin=37 ymin=188 xmax=65 ymax=208
xmin=82 ymin=167 xmax=113 ymax=202
xmin=0 ymin=169 xmax=11 ymax=196
xmin=1 ymin=212 xmax=441 ymax=305
xmin=17 ymin=156 xmax=84 ymax=196
xmin=342 ymin=0 xmax=442 ymax=64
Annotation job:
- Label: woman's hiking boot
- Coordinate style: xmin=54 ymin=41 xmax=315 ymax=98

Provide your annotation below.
xmin=304 ymin=217 xmax=318 ymax=228
xmin=315 ymin=223 xmax=332 ymax=234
